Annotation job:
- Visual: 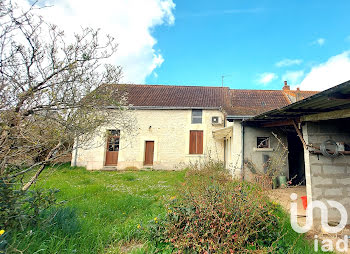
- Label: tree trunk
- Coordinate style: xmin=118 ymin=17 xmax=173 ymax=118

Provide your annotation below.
xmin=22 ymin=142 xmax=61 ymax=191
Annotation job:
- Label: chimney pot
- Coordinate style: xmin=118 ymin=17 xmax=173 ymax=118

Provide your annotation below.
xmin=283 ymin=81 xmax=290 ymax=91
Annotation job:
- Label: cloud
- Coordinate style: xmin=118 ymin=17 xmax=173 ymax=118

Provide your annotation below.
xmin=281 ymin=70 xmax=304 ymax=86
xmin=16 ymin=0 xmax=175 ymax=83
xmin=275 ymin=59 xmax=303 ymax=67
xmin=312 ymin=38 xmax=325 ymax=46
xmin=299 ymin=51 xmax=350 ymax=91
xmin=257 ymin=72 xmax=278 ymax=85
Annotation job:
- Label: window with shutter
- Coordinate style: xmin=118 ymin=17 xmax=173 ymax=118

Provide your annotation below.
xmin=189 ymin=130 xmax=203 ymax=154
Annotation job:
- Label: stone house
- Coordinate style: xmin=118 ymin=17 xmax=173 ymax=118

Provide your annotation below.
xmin=72 ymin=81 xmax=317 ymax=180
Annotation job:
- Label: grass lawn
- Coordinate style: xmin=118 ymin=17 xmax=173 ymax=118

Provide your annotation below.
xmin=8 ymin=164 xmax=319 ymax=253
xmin=10 ymin=165 xmax=185 ymax=253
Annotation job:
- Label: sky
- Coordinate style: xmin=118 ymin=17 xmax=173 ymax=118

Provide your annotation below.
xmin=18 ymin=0 xmax=350 ymax=91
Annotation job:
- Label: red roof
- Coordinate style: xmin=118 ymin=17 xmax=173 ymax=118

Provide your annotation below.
xmin=123 ymin=84 xmax=229 ymax=108
xmin=226 ymin=89 xmax=291 ymax=116
xmin=103 ymin=84 xmax=319 ymax=116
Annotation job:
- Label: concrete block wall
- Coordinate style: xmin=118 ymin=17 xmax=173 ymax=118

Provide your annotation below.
xmin=303 ymin=120 xmax=350 ymax=223
xmin=72 ymin=109 xmax=225 ymax=170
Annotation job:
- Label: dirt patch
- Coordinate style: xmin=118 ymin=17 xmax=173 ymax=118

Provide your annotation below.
xmin=105 ymin=241 xmax=144 ymax=254
xmin=267 ymin=186 xmax=306 ymax=218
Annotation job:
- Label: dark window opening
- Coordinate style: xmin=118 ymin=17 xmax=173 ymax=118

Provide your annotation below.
xmin=257 ymin=137 xmax=270 ymax=148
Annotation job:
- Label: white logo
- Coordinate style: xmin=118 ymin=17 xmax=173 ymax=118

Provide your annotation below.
xmin=290 ymin=193 xmax=348 ymax=252
xmin=290 ymin=193 xmax=347 ymax=233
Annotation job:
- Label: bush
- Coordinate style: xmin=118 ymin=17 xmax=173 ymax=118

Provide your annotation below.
xmin=5 ymin=207 xmax=82 ymax=253
xmin=151 ymin=162 xmax=282 ymax=253
xmin=0 ymin=177 xmax=58 ymax=230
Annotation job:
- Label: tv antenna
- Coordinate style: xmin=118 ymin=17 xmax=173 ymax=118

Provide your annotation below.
xmin=221 ymin=75 xmax=231 ymax=87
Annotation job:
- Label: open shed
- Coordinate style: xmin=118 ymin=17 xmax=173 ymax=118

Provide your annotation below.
xmin=245 ymin=80 xmax=350 ymax=226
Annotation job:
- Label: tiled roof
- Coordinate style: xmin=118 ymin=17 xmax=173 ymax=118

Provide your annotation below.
xmin=103 ymin=84 xmax=319 ymax=116
xmin=122 ymin=84 xmax=229 ymax=108
xmin=226 ymin=90 xmax=291 ymax=116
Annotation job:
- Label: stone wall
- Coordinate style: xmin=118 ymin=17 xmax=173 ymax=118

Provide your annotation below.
xmin=303 ymin=119 xmax=350 ymax=223
xmin=72 ymin=109 xmax=225 ymax=170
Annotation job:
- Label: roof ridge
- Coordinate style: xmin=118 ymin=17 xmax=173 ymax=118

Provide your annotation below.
xmin=109 ymin=83 xmax=319 ymax=93
xmin=114 ymin=83 xmax=230 ymax=89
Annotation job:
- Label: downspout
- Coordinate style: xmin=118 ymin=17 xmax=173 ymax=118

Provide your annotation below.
xmin=241 ymin=121 xmax=245 ymax=180
xmin=224 ymin=138 xmax=226 ymax=169
xmin=73 ymin=137 xmax=79 ymax=167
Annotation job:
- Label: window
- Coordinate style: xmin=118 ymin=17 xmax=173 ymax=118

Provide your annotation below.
xmin=257 ymin=137 xmax=270 ymax=148
xmin=191 ymin=109 xmax=202 ymax=124
xmin=189 ymin=130 xmax=203 ymax=154
xmin=107 ymin=130 xmax=120 ymax=151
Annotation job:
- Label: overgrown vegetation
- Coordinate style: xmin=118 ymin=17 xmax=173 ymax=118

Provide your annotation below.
xmin=2 ymin=165 xmax=185 ymax=253
xmin=147 ymin=161 xmax=317 ymax=253
xmin=0 ymin=164 xmax=318 ymax=253
xmin=0 ymin=2 xmax=135 ymax=248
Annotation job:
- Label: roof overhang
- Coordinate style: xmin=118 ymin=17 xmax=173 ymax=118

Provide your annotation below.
xmin=212 ymin=126 xmax=233 ymax=139
xmin=245 ymin=80 xmax=350 ymax=126
xmin=227 ymin=115 xmax=253 ymax=121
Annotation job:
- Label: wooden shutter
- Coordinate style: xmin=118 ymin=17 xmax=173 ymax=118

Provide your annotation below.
xmin=189 ymin=130 xmax=203 ymax=154
xmin=197 ymin=131 xmax=203 ymax=154
xmin=189 ymin=131 xmax=197 ymax=154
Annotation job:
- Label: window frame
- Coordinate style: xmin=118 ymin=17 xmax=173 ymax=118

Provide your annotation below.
xmin=257 ymin=137 xmax=270 ymax=149
xmin=107 ymin=129 xmax=120 ymax=152
xmin=191 ymin=109 xmax=202 ymax=124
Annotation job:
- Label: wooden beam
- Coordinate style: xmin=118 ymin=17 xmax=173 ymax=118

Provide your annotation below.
xmin=292 ymin=120 xmax=307 ymax=149
xmin=301 ymin=108 xmax=350 ymax=122
xmin=260 ymin=119 xmax=294 ymax=127
xmin=286 ymin=108 xmax=329 ymax=113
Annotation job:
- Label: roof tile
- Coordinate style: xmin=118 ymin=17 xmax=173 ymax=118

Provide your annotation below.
xmin=103 ymin=84 xmax=319 ymax=116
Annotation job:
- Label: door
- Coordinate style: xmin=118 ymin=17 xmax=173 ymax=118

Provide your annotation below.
xmin=105 ymin=130 xmax=120 ymax=166
xmin=144 ymin=141 xmax=154 ymax=165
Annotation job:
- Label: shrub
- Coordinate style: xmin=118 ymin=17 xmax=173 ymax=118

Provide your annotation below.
xmin=153 ymin=162 xmax=282 ymax=253
xmin=0 ymin=177 xmax=58 ymax=231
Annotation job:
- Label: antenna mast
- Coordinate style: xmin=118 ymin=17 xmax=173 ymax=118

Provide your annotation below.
xmin=221 ymin=75 xmax=231 ymax=87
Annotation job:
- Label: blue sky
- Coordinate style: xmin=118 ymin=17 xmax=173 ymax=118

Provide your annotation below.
xmin=20 ymin=0 xmax=350 ymax=91
xmin=146 ymin=0 xmax=350 ymax=90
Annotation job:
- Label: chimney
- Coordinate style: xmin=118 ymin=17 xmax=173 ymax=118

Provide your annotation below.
xmin=283 ymin=81 xmax=290 ymax=91
xmin=296 ymin=87 xmax=301 ymax=101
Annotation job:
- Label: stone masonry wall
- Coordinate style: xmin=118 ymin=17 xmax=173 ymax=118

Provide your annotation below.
xmin=72 ymin=109 xmax=225 ymax=170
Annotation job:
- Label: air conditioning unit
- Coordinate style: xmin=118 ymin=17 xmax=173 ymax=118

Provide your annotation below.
xmin=211 ymin=116 xmax=222 ymax=125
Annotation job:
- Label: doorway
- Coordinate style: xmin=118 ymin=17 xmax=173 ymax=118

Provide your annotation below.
xmin=287 ymin=132 xmax=305 ymax=185
xmin=144 ymin=141 xmax=154 ymax=166
xmin=105 ymin=130 xmax=120 ymax=166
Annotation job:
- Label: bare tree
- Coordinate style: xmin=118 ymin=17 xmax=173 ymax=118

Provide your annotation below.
xmin=0 ymin=0 xmax=134 ymax=191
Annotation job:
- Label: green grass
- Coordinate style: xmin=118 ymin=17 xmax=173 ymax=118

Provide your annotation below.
xmin=9 ymin=165 xmax=185 ymax=253
xmin=6 ymin=164 xmax=319 ymax=253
